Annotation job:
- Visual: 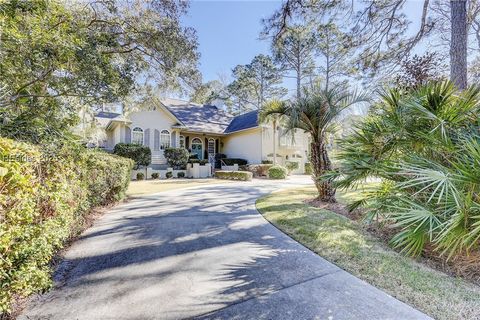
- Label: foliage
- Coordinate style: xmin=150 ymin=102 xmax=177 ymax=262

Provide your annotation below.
xmin=333 ymin=81 xmax=480 ymax=259
xmin=189 ymin=159 xmax=209 ymax=165
xmin=165 ymin=171 xmax=173 ymax=179
xmin=177 ymin=171 xmax=185 ymax=178
xmin=222 ymin=158 xmax=248 ymax=166
xmin=190 ymin=80 xmax=226 ymax=104
xmin=285 ymin=161 xmax=299 ymax=174
xmin=215 ymin=170 xmax=253 ymax=181
xmin=0 ymin=138 xmax=133 ymax=314
xmin=136 ymin=172 xmax=145 ymax=180
xmin=304 ymin=162 xmax=312 ymax=175
xmin=260 ymin=85 xmax=367 ymax=201
xmin=0 ymin=0 xmax=199 ymax=144
xmin=271 ymin=25 xmax=316 ymax=97
xmin=113 ymin=143 xmax=151 ymax=169
xmin=164 ymin=147 xmax=189 ymax=169
xmin=226 ymin=54 xmax=287 ymax=114
xmin=151 ymin=172 xmax=159 ymax=179
xmin=257 ymin=187 xmax=480 ymax=320
xmin=262 ymin=160 xmax=273 ymax=164
xmin=268 ymin=165 xmax=288 ymax=179
xmin=395 ymin=53 xmax=445 ymax=90
xmin=247 ymin=164 xmax=273 ymax=177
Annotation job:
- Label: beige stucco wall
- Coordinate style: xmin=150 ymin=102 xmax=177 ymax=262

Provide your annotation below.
xmin=222 ymin=128 xmax=263 ymax=164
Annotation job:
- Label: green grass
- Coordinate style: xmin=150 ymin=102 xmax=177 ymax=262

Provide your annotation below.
xmin=256 ymin=187 xmax=480 ymax=320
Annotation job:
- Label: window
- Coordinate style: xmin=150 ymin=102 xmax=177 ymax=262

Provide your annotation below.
xmin=179 ymin=135 xmax=185 ymax=149
xmin=132 ymin=127 xmax=144 ymax=145
xmin=160 ymin=130 xmax=170 ymax=150
xmin=208 ymin=138 xmax=215 ymax=155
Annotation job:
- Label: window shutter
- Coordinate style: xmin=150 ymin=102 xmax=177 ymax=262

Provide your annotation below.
xmin=185 ymin=136 xmax=190 ymax=150
xmin=125 ymin=127 xmax=131 ymax=143
xmin=144 ymin=129 xmax=150 ymax=147
xmin=154 ymin=129 xmax=160 ymax=151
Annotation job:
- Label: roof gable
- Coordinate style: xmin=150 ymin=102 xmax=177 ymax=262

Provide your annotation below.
xmin=224 ymin=110 xmax=259 ymax=134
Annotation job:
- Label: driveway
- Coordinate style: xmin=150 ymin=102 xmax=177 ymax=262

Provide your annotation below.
xmin=20 ymin=176 xmax=430 ymax=320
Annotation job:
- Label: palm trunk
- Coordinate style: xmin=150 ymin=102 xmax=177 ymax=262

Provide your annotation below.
xmin=310 ymin=140 xmax=336 ymax=202
xmin=272 ymin=119 xmax=277 ymax=165
xmin=450 ymin=0 xmax=468 ymax=89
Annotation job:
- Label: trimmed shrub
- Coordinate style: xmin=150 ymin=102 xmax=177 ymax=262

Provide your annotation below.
xmin=268 ymin=165 xmax=288 ymax=179
xmin=166 ymin=171 xmax=173 ymax=179
xmin=151 ymin=172 xmax=159 ymax=179
xmin=285 ymin=161 xmax=299 ymax=174
xmin=189 ymin=159 xmax=209 ymax=165
xmin=222 ymin=158 xmax=248 ymax=166
xmin=304 ymin=162 xmax=312 ymax=175
xmin=215 ymin=170 xmax=253 ymax=181
xmin=136 ymin=172 xmax=145 ymax=180
xmin=247 ymin=164 xmax=273 ymax=177
xmin=164 ymin=147 xmax=189 ymax=169
xmin=177 ymin=171 xmax=185 ymax=178
xmin=113 ymin=143 xmax=151 ymax=169
xmin=0 ymin=138 xmax=133 ymax=313
xmin=261 ymin=160 xmax=273 ymax=164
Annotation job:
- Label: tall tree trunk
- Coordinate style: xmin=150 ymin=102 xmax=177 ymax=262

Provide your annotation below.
xmin=272 ymin=119 xmax=277 ymax=165
xmin=310 ymin=140 xmax=336 ymax=202
xmin=450 ymin=0 xmax=468 ymax=89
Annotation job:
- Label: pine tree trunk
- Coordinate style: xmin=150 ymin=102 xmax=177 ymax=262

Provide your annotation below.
xmin=310 ymin=140 xmax=336 ymax=202
xmin=450 ymin=0 xmax=468 ymax=90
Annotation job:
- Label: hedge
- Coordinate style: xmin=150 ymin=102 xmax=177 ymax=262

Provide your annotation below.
xmin=304 ymin=162 xmax=312 ymax=175
xmin=268 ymin=165 xmax=288 ymax=179
xmin=222 ymin=158 xmax=248 ymax=166
xmin=215 ymin=170 xmax=253 ymax=181
xmin=0 ymin=138 xmax=133 ymax=314
xmin=285 ymin=161 xmax=299 ymax=174
xmin=113 ymin=143 xmax=151 ymax=169
xmin=164 ymin=147 xmax=189 ymax=169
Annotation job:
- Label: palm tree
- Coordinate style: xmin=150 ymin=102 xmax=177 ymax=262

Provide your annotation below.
xmin=259 ymin=100 xmax=284 ymax=165
xmin=260 ymin=86 xmax=367 ymax=202
xmin=334 ymin=81 xmax=480 ymax=258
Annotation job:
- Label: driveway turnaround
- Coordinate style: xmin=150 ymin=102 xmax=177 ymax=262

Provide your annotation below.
xmin=20 ymin=176 xmax=431 ymax=320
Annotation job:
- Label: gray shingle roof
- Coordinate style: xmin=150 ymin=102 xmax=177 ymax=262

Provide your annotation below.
xmin=96 ymin=111 xmax=121 ymax=119
xmin=224 ymin=110 xmax=259 ymax=133
xmin=162 ymin=100 xmax=234 ymax=134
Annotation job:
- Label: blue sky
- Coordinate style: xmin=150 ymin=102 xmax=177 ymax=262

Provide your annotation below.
xmin=183 ymin=0 xmax=425 ymax=91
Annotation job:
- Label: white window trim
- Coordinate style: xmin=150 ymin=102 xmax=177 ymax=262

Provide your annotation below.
xmin=160 ymin=129 xmax=170 ymax=150
xmin=132 ymin=127 xmax=144 ymax=145
xmin=207 ymin=138 xmax=215 ymax=155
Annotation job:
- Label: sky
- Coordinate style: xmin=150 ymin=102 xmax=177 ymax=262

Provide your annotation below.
xmin=182 ymin=0 xmax=426 ymax=93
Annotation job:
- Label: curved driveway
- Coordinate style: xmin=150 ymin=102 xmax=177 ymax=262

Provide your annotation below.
xmin=20 ymin=176 xmax=430 ymax=320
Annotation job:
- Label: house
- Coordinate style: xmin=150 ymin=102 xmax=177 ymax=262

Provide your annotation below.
xmin=95 ymin=98 xmax=310 ymax=174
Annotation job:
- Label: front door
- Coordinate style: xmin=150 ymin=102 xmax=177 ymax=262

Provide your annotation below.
xmin=191 ymin=138 xmax=203 ymax=160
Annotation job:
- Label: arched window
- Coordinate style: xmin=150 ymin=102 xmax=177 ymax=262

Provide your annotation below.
xmin=208 ymin=138 xmax=215 ymax=155
xmin=132 ymin=127 xmax=144 ymax=145
xmin=160 ymin=129 xmax=170 ymax=150
xmin=191 ymin=137 xmax=203 ymax=160
xmin=179 ymin=135 xmax=185 ymax=149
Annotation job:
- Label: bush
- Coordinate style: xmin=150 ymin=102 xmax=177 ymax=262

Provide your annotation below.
xmin=285 ymin=161 xmax=299 ymax=174
xmin=215 ymin=170 xmax=253 ymax=181
xmin=222 ymin=158 xmax=248 ymax=166
xmin=151 ymin=172 xmax=159 ymax=179
xmin=166 ymin=171 xmax=173 ymax=179
xmin=177 ymin=171 xmax=185 ymax=178
xmin=164 ymin=147 xmax=189 ymax=169
xmin=0 ymin=138 xmax=133 ymax=313
xmin=261 ymin=160 xmax=273 ymax=164
xmin=189 ymin=159 xmax=209 ymax=165
xmin=113 ymin=143 xmax=151 ymax=169
xmin=136 ymin=172 xmax=145 ymax=180
xmin=304 ymin=162 xmax=312 ymax=175
xmin=247 ymin=164 xmax=272 ymax=177
xmin=268 ymin=165 xmax=288 ymax=179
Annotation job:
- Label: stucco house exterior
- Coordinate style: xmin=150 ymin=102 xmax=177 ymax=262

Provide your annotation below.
xmin=95 ymin=98 xmax=310 ymax=174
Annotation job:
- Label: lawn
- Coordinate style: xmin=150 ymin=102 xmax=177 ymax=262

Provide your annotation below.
xmin=256 ymin=187 xmax=480 ymax=320
xmin=127 ymin=178 xmax=233 ymax=197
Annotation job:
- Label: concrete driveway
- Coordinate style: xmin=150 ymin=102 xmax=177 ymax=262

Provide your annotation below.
xmin=20 ymin=176 xmax=430 ymax=320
